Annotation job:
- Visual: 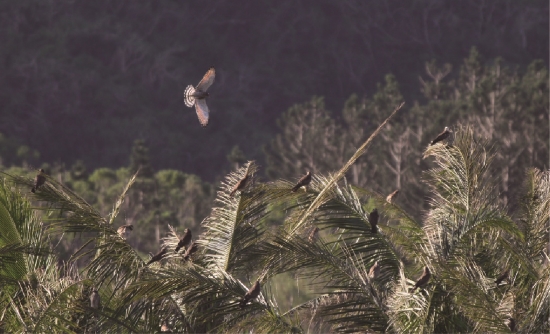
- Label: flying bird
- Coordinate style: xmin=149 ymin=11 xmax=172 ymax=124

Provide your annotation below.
xmin=495 ymin=268 xmax=510 ymax=286
xmin=368 ymin=261 xmax=380 ymax=280
xmin=90 ymin=288 xmax=100 ymax=309
xmin=175 ymin=228 xmax=192 ymax=253
xmin=147 ymin=247 xmax=167 ymax=265
xmin=386 ymin=189 xmax=399 ymax=203
xmin=430 ymin=127 xmax=451 ymax=146
xmin=410 ymin=266 xmax=431 ymax=292
xmin=239 ymin=280 xmax=261 ymax=308
xmin=184 ymin=67 xmax=215 ymax=127
xmin=291 ymin=171 xmax=312 ymax=192
xmin=230 ymin=173 xmax=249 ymax=197
xmin=183 ymin=242 xmax=198 ymax=261
xmin=308 ymin=227 xmax=319 ymax=243
xmin=369 ymin=208 xmax=379 ymax=234
xmin=117 ymin=224 xmax=133 ymax=239
xmin=31 ymin=169 xmax=46 ymax=193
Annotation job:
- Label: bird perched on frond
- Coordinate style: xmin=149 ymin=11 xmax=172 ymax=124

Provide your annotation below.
xmin=183 ymin=242 xmax=198 ymax=261
xmin=175 ymin=228 xmax=192 ymax=253
xmin=495 ymin=268 xmax=510 ymax=286
xmin=368 ymin=261 xmax=380 ymax=280
xmin=90 ymin=288 xmax=100 ymax=309
xmin=117 ymin=224 xmax=133 ymax=240
xmin=506 ymin=317 xmax=515 ymax=332
xmin=430 ymin=127 xmax=451 ymax=146
xmin=230 ymin=173 xmax=249 ymax=197
xmin=239 ymin=280 xmax=261 ymax=308
xmin=410 ymin=266 xmax=431 ymax=292
xmin=308 ymin=227 xmax=319 ymax=243
xmin=386 ymin=189 xmax=399 ymax=203
xmin=369 ymin=208 xmax=379 ymax=234
xmin=31 ymin=169 xmax=46 ymax=193
xmin=147 ymin=247 xmax=167 ymax=265
xmin=291 ymin=171 xmax=312 ymax=192
xmin=184 ymin=67 xmax=215 ymax=127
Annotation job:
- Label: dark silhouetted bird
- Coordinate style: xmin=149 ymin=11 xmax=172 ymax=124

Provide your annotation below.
xmin=506 ymin=317 xmax=515 ymax=332
xmin=117 ymin=224 xmax=133 ymax=240
xmin=410 ymin=266 xmax=431 ymax=292
xmin=184 ymin=67 xmax=215 ymax=127
xmin=308 ymin=227 xmax=319 ymax=243
xmin=147 ymin=247 xmax=167 ymax=265
xmin=230 ymin=174 xmax=249 ymax=197
xmin=183 ymin=242 xmax=198 ymax=261
xmin=386 ymin=189 xmax=399 ymax=203
xmin=430 ymin=127 xmax=451 ymax=146
xmin=369 ymin=208 xmax=379 ymax=233
xmin=175 ymin=228 xmax=192 ymax=253
xmin=292 ymin=171 xmax=312 ymax=192
xmin=495 ymin=268 xmax=510 ymax=286
xmin=239 ymin=280 xmax=261 ymax=308
xmin=369 ymin=261 xmax=380 ymax=280
xmin=31 ymin=169 xmax=46 ymax=193
xmin=90 ymin=288 xmax=100 ymax=309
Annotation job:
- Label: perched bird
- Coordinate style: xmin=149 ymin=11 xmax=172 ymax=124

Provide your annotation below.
xmin=230 ymin=173 xmax=249 ymax=197
xmin=239 ymin=280 xmax=261 ymax=308
xmin=117 ymin=224 xmax=133 ymax=239
xmin=183 ymin=242 xmax=198 ymax=261
xmin=368 ymin=261 xmax=380 ymax=280
xmin=90 ymin=288 xmax=100 ymax=309
xmin=31 ymin=169 xmax=46 ymax=193
xmin=291 ymin=171 xmax=312 ymax=192
xmin=175 ymin=228 xmax=192 ymax=253
xmin=369 ymin=208 xmax=379 ymax=234
xmin=160 ymin=322 xmax=171 ymax=332
xmin=506 ymin=317 xmax=515 ymax=332
xmin=386 ymin=189 xmax=399 ymax=203
xmin=184 ymin=67 xmax=215 ymax=127
xmin=410 ymin=266 xmax=431 ymax=292
xmin=147 ymin=247 xmax=167 ymax=265
xmin=495 ymin=268 xmax=510 ymax=286
xmin=430 ymin=127 xmax=451 ymax=146
xmin=308 ymin=227 xmax=319 ymax=243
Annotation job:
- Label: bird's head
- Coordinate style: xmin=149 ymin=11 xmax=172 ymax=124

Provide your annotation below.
xmin=444 ymin=126 xmax=450 ymax=132
xmin=373 ymin=208 xmax=378 ymax=213
xmin=424 ymin=266 xmax=430 ymax=273
xmin=39 ymin=169 xmax=45 ymax=173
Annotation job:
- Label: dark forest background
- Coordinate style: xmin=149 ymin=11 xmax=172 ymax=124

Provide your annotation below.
xmin=0 ymin=0 xmax=548 ymax=255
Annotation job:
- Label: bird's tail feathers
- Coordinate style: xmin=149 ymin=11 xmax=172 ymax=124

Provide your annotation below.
xmin=184 ymin=85 xmax=196 ymax=107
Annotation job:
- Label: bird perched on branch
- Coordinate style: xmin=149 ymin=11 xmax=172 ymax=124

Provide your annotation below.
xmin=495 ymin=268 xmax=510 ymax=286
xmin=90 ymin=288 xmax=100 ymax=309
xmin=386 ymin=189 xmax=399 ymax=203
xmin=183 ymin=242 xmax=198 ymax=261
xmin=368 ymin=261 xmax=380 ymax=280
xmin=291 ymin=171 xmax=312 ymax=192
xmin=147 ymin=247 xmax=167 ymax=265
xmin=184 ymin=67 xmax=215 ymax=127
xmin=239 ymin=280 xmax=261 ymax=308
xmin=369 ymin=208 xmax=379 ymax=234
xmin=175 ymin=228 xmax=192 ymax=253
xmin=430 ymin=127 xmax=451 ymax=146
xmin=410 ymin=266 xmax=431 ymax=292
xmin=117 ymin=224 xmax=133 ymax=240
xmin=31 ymin=169 xmax=46 ymax=193
xmin=230 ymin=173 xmax=249 ymax=197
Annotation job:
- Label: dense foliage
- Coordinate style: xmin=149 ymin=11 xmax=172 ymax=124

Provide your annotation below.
xmin=0 ymin=123 xmax=548 ymax=333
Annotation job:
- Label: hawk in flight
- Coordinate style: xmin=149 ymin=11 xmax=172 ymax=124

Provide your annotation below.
xmin=184 ymin=67 xmax=215 ymax=127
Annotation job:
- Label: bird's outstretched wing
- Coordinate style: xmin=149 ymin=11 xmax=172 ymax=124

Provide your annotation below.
xmin=184 ymin=85 xmax=196 ymax=107
xmin=196 ymin=67 xmax=215 ymax=91
xmin=195 ymin=99 xmax=210 ymax=127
